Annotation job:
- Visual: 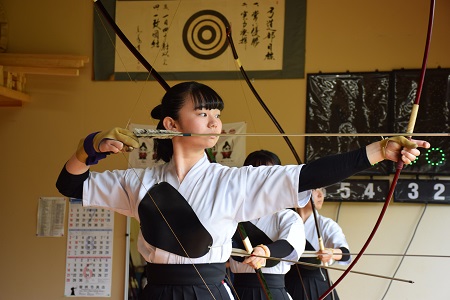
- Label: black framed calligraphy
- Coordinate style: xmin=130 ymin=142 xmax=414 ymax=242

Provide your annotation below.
xmin=93 ymin=0 xmax=306 ymax=81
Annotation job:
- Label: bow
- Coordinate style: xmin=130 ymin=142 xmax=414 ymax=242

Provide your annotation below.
xmin=94 ymin=4 xmax=278 ymax=298
xmin=310 ymin=198 xmax=335 ymax=300
xmin=93 ymin=1 xmax=224 ymax=298
xmin=226 ymin=22 xmax=302 ymax=299
xmin=319 ymin=1 xmax=436 ymax=298
xmin=225 ymin=26 xmax=302 ymax=165
xmin=93 ymin=0 xmax=169 ymax=91
xmin=237 ymin=223 xmax=273 ymax=300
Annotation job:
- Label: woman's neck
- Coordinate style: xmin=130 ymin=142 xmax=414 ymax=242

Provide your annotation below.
xmin=296 ymin=206 xmax=313 ymax=223
xmin=171 ymin=146 xmax=205 ymax=183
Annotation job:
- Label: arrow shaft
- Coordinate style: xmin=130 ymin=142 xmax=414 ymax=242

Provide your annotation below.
xmin=133 ymin=129 xmax=450 ymax=138
xmin=302 ymin=251 xmax=450 ymax=258
xmin=231 ymin=250 xmax=413 ymax=283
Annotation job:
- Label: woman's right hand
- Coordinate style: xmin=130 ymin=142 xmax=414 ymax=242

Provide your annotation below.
xmin=76 ymin=127 xmax=140 ymax=165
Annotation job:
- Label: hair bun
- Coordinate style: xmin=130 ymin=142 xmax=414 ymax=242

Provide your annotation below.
xmin=151 ymin=104 xmax=162 ymax=120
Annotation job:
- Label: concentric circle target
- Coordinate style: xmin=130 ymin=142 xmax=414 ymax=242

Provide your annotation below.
xmin=183 ymin=10 xmax=230 ymax=60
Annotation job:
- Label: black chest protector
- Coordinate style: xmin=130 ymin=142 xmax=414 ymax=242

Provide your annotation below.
xmin=138 ymin=182 xmax=213 ymax=258
xmin=299 ymin=240 xmax=321 ymax=269
xmin=231 ymin=221 xmax=279 ymax=267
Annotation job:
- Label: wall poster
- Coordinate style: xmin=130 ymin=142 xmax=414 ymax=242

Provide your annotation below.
xmin=129 ymin=121 xmax=247 ymax=167
xmin=64 ymin=199 xmax=114 ymax=297
xmin=93 ymin=0 xmax=306 ymax=80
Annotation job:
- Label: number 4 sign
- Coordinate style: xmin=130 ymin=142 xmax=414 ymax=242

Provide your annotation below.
xmin=323 ymin=180 xmax=390 ymax=202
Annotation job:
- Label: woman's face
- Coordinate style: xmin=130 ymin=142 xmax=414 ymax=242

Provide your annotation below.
xmin=171 ymin=98 xmax=222 ymax=150
xmin=312 ymin=188 xmax=325 ymax=210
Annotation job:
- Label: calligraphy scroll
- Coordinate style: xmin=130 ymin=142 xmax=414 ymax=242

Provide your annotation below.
xmin=93 ymin=0 xmax=306 ymax=80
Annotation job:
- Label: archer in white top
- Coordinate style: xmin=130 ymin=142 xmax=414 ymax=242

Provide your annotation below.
xmin=56 ymin=81 xmax=429 ymax=300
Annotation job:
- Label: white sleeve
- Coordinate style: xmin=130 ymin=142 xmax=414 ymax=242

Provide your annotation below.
xmin=275 ymin=210 xmax=305 ymax=261
xmin=321 ymin=216 xmax=351 ymax=265
xmin=232 ymin=164 xmax=311 ymax=222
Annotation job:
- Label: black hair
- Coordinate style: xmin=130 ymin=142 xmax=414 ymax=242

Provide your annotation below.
xmin=151 ymin=81 xmax=224 ymax=162
xmin=243 ymin=150 xmax=281 ymax=167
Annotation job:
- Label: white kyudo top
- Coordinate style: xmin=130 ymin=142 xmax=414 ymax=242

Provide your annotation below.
xmin=229 ymin=209 xmax=306 ymax=275
xmin=304 ymin=213 xmax=351 ymax=265
xmin=83 ymin=154 xmax=311 ymax=264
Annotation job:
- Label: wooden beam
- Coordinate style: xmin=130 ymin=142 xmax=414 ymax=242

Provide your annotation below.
xmin=0 ymin=86 xmax=31 ymax=106
xmin=0 ymin=53 xmax=90 ymax=68
xmin=0 ymin=53 xmax=90 ymax=107
xmin=4 ymin=66 xmax=80 ymax=76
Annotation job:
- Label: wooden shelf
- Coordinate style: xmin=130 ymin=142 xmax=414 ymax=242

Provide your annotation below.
xmin=0 ymin=85 xmax=30 ymax=107
xmin=0 ymin=53 xmax=89 ymax=107
xmin=0 ymin=53 xmax=89 ymax=70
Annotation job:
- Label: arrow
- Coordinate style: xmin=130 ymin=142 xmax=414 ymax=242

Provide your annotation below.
xmin=231 ymin=248 xmax=413 ymax=283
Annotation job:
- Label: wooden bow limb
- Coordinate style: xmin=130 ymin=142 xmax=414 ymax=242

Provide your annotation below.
xmin=318 ymin=1 xmax=436 ymax=299
xmin=225 ymin=25 xmax=302 ymax=165
xmin=310 ymin=198 xmax=335 ymax=300
xmin=93 ymin=0 xmax=170 ymax=91
xmin=94 ymin=1 xmax=220 ymax=298
xmin=237 ymin=224 xmax=273 ymax=300
xmin=231 ymin=249 xmax=413 ymax=284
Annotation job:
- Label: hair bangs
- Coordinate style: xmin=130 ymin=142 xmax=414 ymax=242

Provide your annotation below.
xmin=244 ymin=150 xmax=281 ymax=166
xmin=190 ymin=85 xmax=224 ymax=111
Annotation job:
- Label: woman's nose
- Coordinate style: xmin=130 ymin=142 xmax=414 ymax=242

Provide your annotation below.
xmin=209 ymin=117 xmax=218 ymax=128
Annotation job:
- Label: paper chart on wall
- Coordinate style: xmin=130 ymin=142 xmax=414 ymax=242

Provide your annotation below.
xmin=64 ymin=199 xmax=114 ymax=297
xmin=36 ymin=197 xmax=66 ymax=237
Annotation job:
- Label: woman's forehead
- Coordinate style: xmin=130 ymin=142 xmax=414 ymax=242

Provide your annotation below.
xmin=187 ymin=90 xmax=224 ymax=110
xmin=313 ymin=189 xmax=324 ymax=196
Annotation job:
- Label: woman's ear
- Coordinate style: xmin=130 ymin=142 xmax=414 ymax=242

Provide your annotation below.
xmin=163 ymin=117 xmax=177 ymax=131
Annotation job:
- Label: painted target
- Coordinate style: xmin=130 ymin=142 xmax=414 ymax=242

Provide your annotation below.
xmin=183 ymin=10 xmax=230 ymax=60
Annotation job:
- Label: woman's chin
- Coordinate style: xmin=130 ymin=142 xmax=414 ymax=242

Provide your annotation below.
xmin=206 ymin=139 xmax=219 ymax=148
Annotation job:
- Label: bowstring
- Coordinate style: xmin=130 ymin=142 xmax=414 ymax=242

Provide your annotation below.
xmin=380 ymin=203 xmax=428 ymax=299
xmin=228 ymin=55 xmax=265 ymax=152
xmin=318 ymin=1 xmax=436 ymax=298
xmin=93 ymin=5 xmax=155 ymax=130
xmin=121 ymin=153 xmax=217 ymax=299
xmin=225 ymin=27 xmax=308 ymax=296
xmin=310 ymin=197 xmax=336 ymax=300
xmin=294 ymin=207 xmax=312 ymax=300
xmin=226 ymin=25 xmax=302 ymax=164
xmin=93 ymin=1 xmax=218 ymax=298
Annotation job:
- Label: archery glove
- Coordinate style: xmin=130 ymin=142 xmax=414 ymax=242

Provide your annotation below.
xmin=380 ymin=136 xmax=418 ymax=160
xmin=75 ymin=127 xmax=140 ymax=165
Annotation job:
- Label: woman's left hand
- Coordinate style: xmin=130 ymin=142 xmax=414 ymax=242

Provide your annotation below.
xmin=317 ymin=248 xmax=334 ymax=264
xmin=243 ymin=246 xmax=267 ymax=270
xmin=384 ymin=137 xmax=430 ymax=164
